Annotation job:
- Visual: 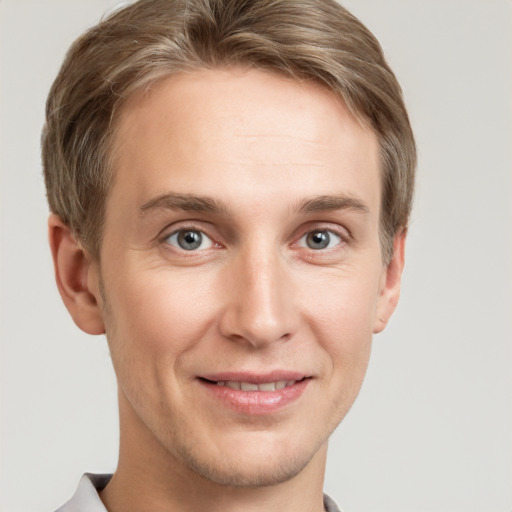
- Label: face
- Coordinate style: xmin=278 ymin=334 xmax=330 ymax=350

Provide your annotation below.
xmin=87 ymin=68 xmax=402 ymax=487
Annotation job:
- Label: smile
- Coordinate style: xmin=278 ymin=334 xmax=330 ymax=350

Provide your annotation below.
xmin=198 ymin=375 xmax=311 ymax=415
xmin=214 ymin=380 xmax=299 ymax=391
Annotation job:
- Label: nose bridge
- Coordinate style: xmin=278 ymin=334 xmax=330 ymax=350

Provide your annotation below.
xmin=219 ymin=239 xmax=296 ymax=347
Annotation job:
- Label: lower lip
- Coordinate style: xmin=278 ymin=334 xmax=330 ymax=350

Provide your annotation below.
xmin=199 ymin=379 xmax=310 ymax=415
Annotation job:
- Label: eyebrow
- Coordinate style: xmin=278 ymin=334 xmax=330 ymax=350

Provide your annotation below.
xmin=296 ymin=194 xmax=370 ymax=215
xmin=139 ymin=193 xmax=230 ymax=216
xmin=139 ymin=192 xmax=369 ymax=218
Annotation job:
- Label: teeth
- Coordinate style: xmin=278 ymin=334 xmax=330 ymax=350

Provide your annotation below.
xmin=240 ymin=382 xmax=259 ymax=391
xmin=217 ymin=380 xmax=297 ymax=391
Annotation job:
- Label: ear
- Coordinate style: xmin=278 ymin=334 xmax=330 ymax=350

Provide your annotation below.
xmin=48 ymin=214 xmax=105 ymax=335
xmin=373 ymin=230 xmax=407 ymax=334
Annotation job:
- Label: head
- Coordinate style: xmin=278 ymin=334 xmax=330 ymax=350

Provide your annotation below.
xmin=42 ymin=0 xmax=415 ymax=264
xmin=43 ymin=0 xmax=416 ymax=492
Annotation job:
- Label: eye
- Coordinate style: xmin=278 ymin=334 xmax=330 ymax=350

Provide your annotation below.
xmin=165 ymin=229 xmax=214 ymax=251
xmin=299 ymin=230 xmax=342 ymax=250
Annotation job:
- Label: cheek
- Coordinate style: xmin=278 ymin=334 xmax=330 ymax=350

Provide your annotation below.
xmin=303 ymin=269 xmax=379 ymax=332
xmin=103 ymin=268 xmax=220 ymax=365
xmin=298 ymin=269 xmax=379 ymax=369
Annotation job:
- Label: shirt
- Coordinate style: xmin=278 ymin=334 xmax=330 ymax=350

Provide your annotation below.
xmin=56 ymin=473 xmax=343 ymax=512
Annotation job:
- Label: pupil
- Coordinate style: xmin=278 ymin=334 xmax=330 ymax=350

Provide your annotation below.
xmin=178 ymin=230 xmax=202 ymax=250
xmin=307 ymin=231 xmax=329 ymax=249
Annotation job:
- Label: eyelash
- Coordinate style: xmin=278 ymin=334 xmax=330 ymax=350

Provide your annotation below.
xmin=160 ymin=224 xmax=350 ymax=255
xmin=297 ymin=229 xmax=344 ymax=251
xmin=161 ymin=224 xmax=219 ymax=253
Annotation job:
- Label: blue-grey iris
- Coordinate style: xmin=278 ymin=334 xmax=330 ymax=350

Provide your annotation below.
xmin=306 ymin=231 xmax=330 ymax=250
xmin=177 ymin=230 xmax=203 ymax=250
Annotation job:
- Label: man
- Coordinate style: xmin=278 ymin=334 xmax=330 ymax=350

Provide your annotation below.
xmin=42 ymin=0 xmax=415 ymax=510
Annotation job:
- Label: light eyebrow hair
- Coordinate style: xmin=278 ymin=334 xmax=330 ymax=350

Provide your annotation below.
xmin=296 ymin=194 xmax=370 ymax=215
xmin=139 ymin=193 xmax=230 ymax=216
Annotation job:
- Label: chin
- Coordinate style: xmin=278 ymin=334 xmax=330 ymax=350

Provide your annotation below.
xmin=169 ymin=429 xmax=324 ymax=488
xmin=178 ymin=448 xmax=313 ymax=488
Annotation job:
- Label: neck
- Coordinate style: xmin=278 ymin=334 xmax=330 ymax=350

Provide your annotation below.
xmin=100 ymin=392 xmax=327 ymax=512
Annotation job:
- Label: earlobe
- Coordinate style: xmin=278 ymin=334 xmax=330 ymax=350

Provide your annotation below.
xmin=48 ymin=214 xmax=105 ymax=335
xmin=373 ymin=230 xmax=407 ymax=334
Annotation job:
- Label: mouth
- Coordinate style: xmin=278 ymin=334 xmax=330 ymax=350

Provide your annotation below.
xmin=200 ymin=377 xmax=307 ymax=392
xmin=197 ymin=373 xmax=311 ymax=414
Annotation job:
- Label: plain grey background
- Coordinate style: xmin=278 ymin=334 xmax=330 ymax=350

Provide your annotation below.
xmin=1 ymin=1 xmax=511 ymax=511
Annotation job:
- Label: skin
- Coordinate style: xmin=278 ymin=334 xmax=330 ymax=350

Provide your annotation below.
xmin=49 ymin=68 xmax=405 ymax=512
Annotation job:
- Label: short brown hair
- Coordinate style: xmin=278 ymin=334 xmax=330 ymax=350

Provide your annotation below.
xmin=42 ymin=0 xmax=416 ymax=262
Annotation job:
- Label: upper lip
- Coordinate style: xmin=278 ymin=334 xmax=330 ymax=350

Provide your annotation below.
xmin=199 ymin=371 xmax=309 ymax=383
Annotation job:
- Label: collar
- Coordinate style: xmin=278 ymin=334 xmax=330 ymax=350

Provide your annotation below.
xmin=56 ymin=473 xmax=343 ymax=512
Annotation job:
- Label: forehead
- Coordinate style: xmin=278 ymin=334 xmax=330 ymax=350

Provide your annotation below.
xmin=110 ymin=67 xmax=380 ymax=215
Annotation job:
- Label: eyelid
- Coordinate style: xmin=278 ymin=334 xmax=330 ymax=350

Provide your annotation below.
xmin=156 ymin=220 xmax=351 ymax=254
xmin=300 ymin=232 xmax=349 ymax=255
xmin=293 ymin=223 xmax=351 ymax=245
xmin=297 ymin=230 xmax=341 ymax=249
xmin=158 ymin=221 xmax=221 ymax=251
xmin=165 ymin=229 xmax=214 ymax=251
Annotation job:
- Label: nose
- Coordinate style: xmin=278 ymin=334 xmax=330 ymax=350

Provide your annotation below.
xmin=218 ymin=246 xmax=298 ymax=349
